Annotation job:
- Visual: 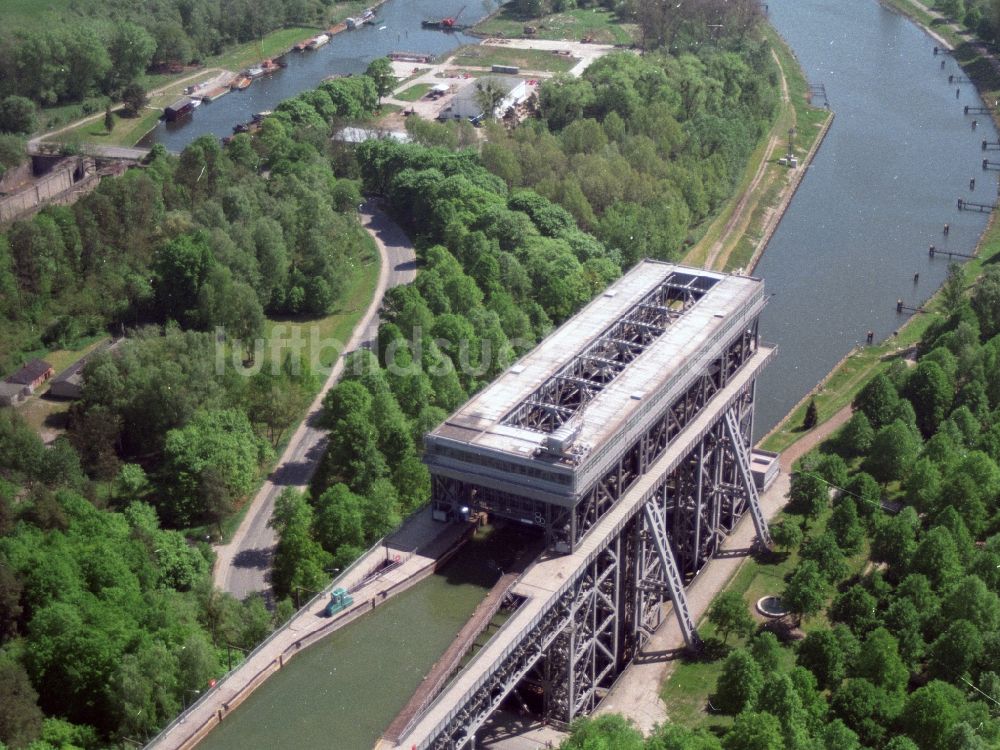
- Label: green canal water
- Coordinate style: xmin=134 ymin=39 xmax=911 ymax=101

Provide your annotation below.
xmin=197 ymin=527 xmax=523 ymax=750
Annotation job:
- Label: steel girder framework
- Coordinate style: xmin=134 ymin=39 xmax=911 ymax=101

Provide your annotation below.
xmin=570 ymin=323 xmax=758 ymax=552
xmin=424 ymin=380 xmax=767 ymax=749
xmin=429 ymin=545 xmax=621 ymax=750
xmin=428 ymin=322 xmax=760 ymax=555
xmin=503 ymin=272 xmax=719 ymax=433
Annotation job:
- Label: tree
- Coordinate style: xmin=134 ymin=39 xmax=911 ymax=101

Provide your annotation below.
xmin=803 ymin=398 xmax=818 ymax=430
xmin=783 ymin=560 xmax=828 ymax=625
xmin=863 ymin=420 xmax=921 ymax=484
xmin=831 ymin=678 xmax=899 ymax=748
xmin=770 ymin=519 xmax=803 ymax=553
xmin=837 ymin=411 xmax=875 ymax=457
xmin=828 ymin=498 xmax=864 ymax=554
xmin=870 ymin=507 xmax=919 ymax=572
xmin=562 ymin=715 xmax=644 ymax=750
xmin=104 ymin=105 xmax=114 ymax=133
xmin=713 ymin=648 xmax=763 ymax=714
xmin=910 ymin=526 xmax=963 ymax=591
xmin=121 ymin=82 xmax=148 ymax=117
xmin=855 ymin=627 xmax=908 ymax=695
xmin=971 ymin=266 xmax=1000 ymax=339
xmin=365 ymin=58 xmax=395 ymax=105
xmin=852 ymin=374 xmax=899 ymax=429
xmin=105 ymin=22 xmax=156 ymax=92
xmin=708 ymin=591 xmax=755 ymax=644
xmin=268 ymin=488 xmax=333 ymax=601
xmin=748 ymin=632 xmax=782 ymax=673
xmin=797 ymin=628 xmax=847 ymax=690
xmin=0 ymin=96 xmax=36 ymax=135
xmin=800 ymin=531 xmax=849 ymax=583
xmin=904 ymin=360 xmax=954 ymax=437
xmin=313 ymin=483 xmax=366 ymax=554
xmin=161 ymin=409 xmax=269 ymax=526
xmin=830 ymin=585 xmax=879 ymax=636
xmin=788 ymin=470 xmax=828 ymax=518
xmin=475 ymin=78 xmax=510 ymax=121
xmin=900 ymin=680 xmax=966 ymax=750
xmin=928 ymin=619 xmax=983 ymax=681
xmin=0 ymin=658 xmax=43 ymax=747
xmin=722 ymin=711 xmax=784 ymax=750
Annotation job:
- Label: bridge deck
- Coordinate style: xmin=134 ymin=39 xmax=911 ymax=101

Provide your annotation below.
xmin=391 ymin=345 xmax=775 ymax=750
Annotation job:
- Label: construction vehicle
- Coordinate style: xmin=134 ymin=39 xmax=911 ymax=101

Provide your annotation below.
xmin=422 ymin=5 xmax=466 ymax=29
xmin=323 ymin=587 xmax=354 ymax=617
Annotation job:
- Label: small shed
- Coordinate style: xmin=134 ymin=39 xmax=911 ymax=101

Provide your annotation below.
xmin=48 ymin=339 xmax=123 ymax=400
xmin=164 ymin=97 xmax=195 ymax=121
xmin=6 ymin=359 xmax=54 ymax=392
xmin=0 ymin=382 xmax=29 ymax=407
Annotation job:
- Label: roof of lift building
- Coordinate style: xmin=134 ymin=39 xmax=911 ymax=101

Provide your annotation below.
xmin=427 ymin=260 xmax=766 ymax=465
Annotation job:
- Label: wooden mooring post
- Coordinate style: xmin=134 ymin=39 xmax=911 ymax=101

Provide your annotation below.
xmin=896 ymin=299 xmax=926 ymax=314
xmin=929 ymin=245 xmax=975 ymax=260
xmin=957 ymin=197 xmax=998 ymax=212
xmin=983 ymin=140 xmax=1000 ymax=151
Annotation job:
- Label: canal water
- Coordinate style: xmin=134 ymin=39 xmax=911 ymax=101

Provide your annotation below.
xmin=183 ymin=3 xmax=997 ymax=747
xmin=754 ymin=0 xmax=997 ymax=433
xmin=196 ymin=526 xmax=524 ymax=750
xmin=149 ymin=0 xmax=494 ymax=152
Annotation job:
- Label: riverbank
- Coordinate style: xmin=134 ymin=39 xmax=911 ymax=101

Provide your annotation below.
xmin=684 ymin=26 xmax=831 ymax=273
xmin=761 ymin=0 xmax=1000 ymax=455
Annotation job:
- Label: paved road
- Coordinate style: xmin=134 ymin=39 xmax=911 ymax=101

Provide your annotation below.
xmin=213 ymin=201 xmax=417 ymax=600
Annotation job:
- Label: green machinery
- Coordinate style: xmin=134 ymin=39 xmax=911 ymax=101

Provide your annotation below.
xmin=324 ymin=588 xmax=354 ymax=617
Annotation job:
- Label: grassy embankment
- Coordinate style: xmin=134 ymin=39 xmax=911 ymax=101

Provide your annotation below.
xmin=660 ymin=7 xmax=1000 ymax=728
xmin=473 ymin=5 xmax=637 ymax=45
xmin=449 ymin=44 xmax=580 ymax=73
xmin=684 ymin=26 xmax=829 ymax=271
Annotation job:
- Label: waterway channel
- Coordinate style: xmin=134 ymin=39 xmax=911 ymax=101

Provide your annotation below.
xmin=189 ymin=2 xmax=997 ymax=748
xmin=754 ymin=0 xmax=997 ymax=433
xmin=147 ymin=0 xmax=493 ymax=152
xmin=196 ymin=526 xmax=525 ymax=750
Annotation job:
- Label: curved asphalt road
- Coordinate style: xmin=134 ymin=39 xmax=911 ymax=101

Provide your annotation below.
xmin=213 ymin=200 xmax=417 ymax=600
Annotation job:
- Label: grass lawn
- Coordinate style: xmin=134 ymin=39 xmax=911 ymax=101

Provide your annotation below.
xmin=190 ymin=232 xmax=380 ymax=543
xmin=57 ymin=106 xmax=164 ymax=149
xmin=396 ymin=83 xmax=434 ymax=101
xmin=661 ymin=504 xmax=869 ymax=730
xmin=474 ymin=5 xmax=637 ymax=45
xmin=449 ymin=44 xmax=578 ymax=73
xmin=209 ymin=26 xmax=320 ymax=72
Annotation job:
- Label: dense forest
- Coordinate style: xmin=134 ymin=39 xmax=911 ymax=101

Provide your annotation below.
xmin=553 ymin=266 xmax=1000 ymax=749
xmin=0 ymin=0 xmax=331 ymax=109
xmin=0 ymin=12 xmax=791 ymax=748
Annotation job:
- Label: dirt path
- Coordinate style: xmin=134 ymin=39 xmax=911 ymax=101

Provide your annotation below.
xmin=700 ymin=49 xmax=792 ymax=271
xmin=29 ymin=68 xmax=226 ymax=150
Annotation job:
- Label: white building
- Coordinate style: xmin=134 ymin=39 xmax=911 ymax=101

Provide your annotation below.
xmin=438 ymin=76 xmax=529 ymax=122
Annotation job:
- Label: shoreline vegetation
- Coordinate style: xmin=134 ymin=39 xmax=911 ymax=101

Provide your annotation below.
xmin=761 ymin=0 xmax=1000 ymax=455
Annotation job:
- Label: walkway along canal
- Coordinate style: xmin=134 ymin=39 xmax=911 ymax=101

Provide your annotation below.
xmin=158 ymin=1 xmax=1000 ymax=747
